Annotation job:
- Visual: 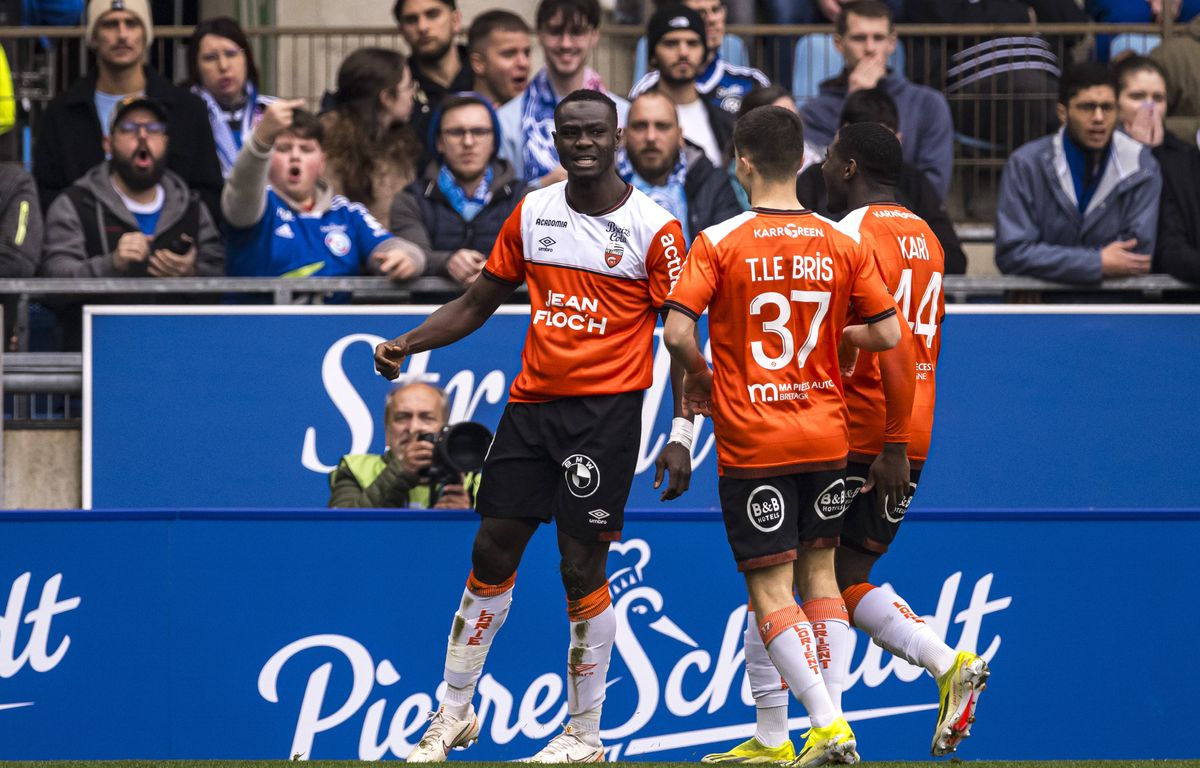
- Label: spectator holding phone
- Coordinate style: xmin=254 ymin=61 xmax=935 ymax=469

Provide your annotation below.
xmin=40 ymin=95 xmax=223 ymax=278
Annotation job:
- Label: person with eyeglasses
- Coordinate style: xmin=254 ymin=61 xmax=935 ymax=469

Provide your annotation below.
xmin=40 ymin=96 xmax=224 ymax=288
xmin=996 ymin=62 xmax=1162 ymax=284
xmin=390 ymin=92 xmax=530 ymax=286
xmin=185 ymin=16 xmax=276 ymax=179
xmin=33 ymin=0 xmax=222 ymax=223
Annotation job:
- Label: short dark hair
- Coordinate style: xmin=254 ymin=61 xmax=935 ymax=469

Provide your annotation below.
xmin=393 ymin=0 xmax=456 ymax=25
xmin=187 ymin=16 xmax=259 ymax=89
xmin=837 ymin=121 xmax=902 ymax=188
xmin=554 ymin=88 xmax=617 ymax=126
xmin=468 ymin=10 xmax=531 ymax=54
xmin=1112 ymin=55 xmax=1169 ymax=95
xmin=737 ymin=84 xmax=792 ymax=120
xmin=1059 ymin=61 xmax=1119 ymax=105
xmin=734 ymin=105 xmax=805 ymax=182
xmin=536 ymin=0 xmax=600 ymax=31
xmin=282 ymin=109 xmax=324 ymax=145
xmin=836 ymin=0 xmax=893 ymax=37
xmin=839 ymin=88 xmax=899 ymax=132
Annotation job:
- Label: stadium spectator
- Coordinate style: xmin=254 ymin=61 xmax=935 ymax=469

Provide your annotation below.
xmin=904 ymin=0 xmax=1087 ymax=158
xmin=185 ymin=16 xmax=275 ymax=180
xmin=995 ymin=63 xmax=1161 ymax=283
xmin=795 ymin=89 xmax=968 ymax=273
xmin=497 ymin=0 xmax=630 ymax=186
xmin=394 ymin=0 xmax=474 ymax=131
xmin=1114 ymin=56 xmax=1200 ymax=282
xmin=630 ymin=0 xmax=764 ymax=113
xmin=33 ymin=0 xmax=222 ymax=219
xmin=1150 ymin=15 xmax=1200 ymax=146
xmin=221 ymin=99 xmax=423 ymax=281
xmin=618 ymin=91 xmax=741 ymax=244
xmin=389 ymin=93 xmax=529 ymax=285
xmin=329 ymin=383 xmax=476 ymax=509
xmin=0 ymin=166 xmax=43 ymax=350
xmin=320 ymin=48 xmax=422 ymax=224
xmin=800 ymin=1 xmax=954 ymax=198
xmin=1088 ymin=0 xmax=1200 ymax=61
xmin=466 ymin=10 xmax=532 ymax=108
xmin=40 ymin=96 xmax=223 ymax=279
xmin=633 ymin=5 xmax=735 ymax=167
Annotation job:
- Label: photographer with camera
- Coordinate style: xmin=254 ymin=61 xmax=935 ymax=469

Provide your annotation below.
xmin=328 ymin=382 xmax=483 ymax=509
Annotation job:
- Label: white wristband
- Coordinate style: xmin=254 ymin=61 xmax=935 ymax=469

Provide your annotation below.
xmin=668 ymin=416 xmax=694 ymax=450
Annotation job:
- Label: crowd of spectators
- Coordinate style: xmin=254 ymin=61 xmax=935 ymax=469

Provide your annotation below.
xmin=2 ymin=0 xmax=1200 ymax=350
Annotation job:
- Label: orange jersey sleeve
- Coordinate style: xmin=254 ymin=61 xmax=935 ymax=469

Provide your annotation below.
xmin=838 ymin=204 xmax=945 ymax=462
xmin=665 ymin=229 xmax=721 ymax=319
xmin=482 ymin=198 xmax=527 ymax=285
xmin=645 ymin=219 xmax=687 ymax=308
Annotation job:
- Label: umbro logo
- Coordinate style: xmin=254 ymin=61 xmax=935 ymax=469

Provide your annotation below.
xmin=588 ymin=509 xmax=610 ymax=520
xmin=539 ymin=236 xmax=556 ymax=247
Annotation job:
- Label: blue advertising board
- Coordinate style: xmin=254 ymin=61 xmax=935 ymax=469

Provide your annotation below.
xmin=2 ymin=508 xmax=1197 ymax=761
xmin=84 ymin=306 xmax=1200 ymax=510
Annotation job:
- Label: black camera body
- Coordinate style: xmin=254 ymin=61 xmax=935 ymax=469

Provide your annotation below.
xmin=417 ymin=421 xmax=494 ymax=488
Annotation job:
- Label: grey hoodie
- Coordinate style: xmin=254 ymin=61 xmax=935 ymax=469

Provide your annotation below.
xmin=40 ymin=163 xmax=224 ymax=277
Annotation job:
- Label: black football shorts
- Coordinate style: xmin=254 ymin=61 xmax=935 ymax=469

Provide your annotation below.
xmin=840 ymin=461 xmax=923 ymax=555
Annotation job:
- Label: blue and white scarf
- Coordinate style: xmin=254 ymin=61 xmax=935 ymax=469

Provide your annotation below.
xmin=519 ymin=67 xmax=608 ymax=183
xmin=193 ymin=84 xmax=273 ymax=178
xmin=438 ymin=164 xmax=494 ymax=222
xmin=618 ymin=148 xmax=691 ymax=244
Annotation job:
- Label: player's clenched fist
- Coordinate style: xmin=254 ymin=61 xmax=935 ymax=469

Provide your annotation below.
xmin=374 ymin=338 xmax=409 ymax=380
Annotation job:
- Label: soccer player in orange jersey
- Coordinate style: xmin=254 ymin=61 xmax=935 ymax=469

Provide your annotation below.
xmin=662 ymin=105 xmax=903 ymax=767
xmin=374 ymin=90 xmax=693 ymax=763
xmin=711 ymin=123 xmax=990 ymax=764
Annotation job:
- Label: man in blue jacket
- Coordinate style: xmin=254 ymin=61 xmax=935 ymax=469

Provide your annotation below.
xmin=995 ymin=62 xmax=1161 ymax=284
xmin=799 ymin=0 xmax=954 ymax=198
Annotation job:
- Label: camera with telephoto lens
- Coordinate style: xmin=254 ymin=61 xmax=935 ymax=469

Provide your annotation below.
xmin=416 ymin=421 xmax=494 ymax=488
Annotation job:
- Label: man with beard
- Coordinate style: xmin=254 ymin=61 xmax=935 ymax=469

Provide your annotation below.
xmin=40 ymin=96 xmax=224 ymax=280
xmin=638 ymin=5 xmax=735 ymax=168
xmin=394 ymin=0 xmax=475 ymax=133
xmin=619 ymin=90 xmax=741 ymax=245
xmin=497 ymin=0 xmax=630 ymax=186
xmin=34 ymin=0 xmax=222 ymax=221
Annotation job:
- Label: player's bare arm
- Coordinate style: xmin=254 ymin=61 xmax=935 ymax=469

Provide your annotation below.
xmin=663 ymin=308 xmax=713 ymax=417
xmin=841 ymin=312 xmax=901 ymax=352
xmin=374 ymin=276 xmax=516 ymax=380
xmin=861 ymin=320 xmax=916 ymax=514
xmin=654 ymin=320 xmax=693 ymax=501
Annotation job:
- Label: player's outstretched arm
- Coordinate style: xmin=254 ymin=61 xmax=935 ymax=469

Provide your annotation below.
xmin=842 ymin=313 xmax=901 ymax=353
xmin=663 ymin=309 xmax=713 ymax=418
xmin=374 ymin=276 xmax=517 ymax=380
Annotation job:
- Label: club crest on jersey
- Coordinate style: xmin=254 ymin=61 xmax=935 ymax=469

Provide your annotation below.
xmin=563 ymin=454 xmax=600 ymax=498
xmin=324 ymin=231 xmax=351 ymax=257
xmin=814 ymin=478 xmax=849 ymax=520
xmin=604 ymin=243 xmax=624 ymax=268
xmin=746 ymin=485 xmax=785 ymax=532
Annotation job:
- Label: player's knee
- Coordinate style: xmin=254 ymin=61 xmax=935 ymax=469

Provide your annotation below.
xmin=471 ymin=526 xmax=520 ymax=584
xmin=558 ymin=554 xmax=606 ymax=600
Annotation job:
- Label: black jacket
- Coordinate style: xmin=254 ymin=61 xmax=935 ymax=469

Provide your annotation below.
xmin=795 ymin=162 xmax=968 ymax=274
xmin=680 ymin=145 xmax=742 ymax=239
xmin=410 ymin=45 xmax=477 ymax=142
xmin=32 ymin=66 xmax=223 ymax=221
xmin=703 ymin=98 xmax=736 ymax=165
xmin=389 ymin=158 xmax=529 ymax=278
xmin=1153 ymin=133 xmax=1200 ymax=283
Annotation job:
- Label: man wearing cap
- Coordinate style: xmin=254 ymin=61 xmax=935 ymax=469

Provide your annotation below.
xmin=33 ymin=0 xmax=222 ymax=221
xmin=629 ymin=0 xmax=768 ymax=117
xmin=40 ymin=96 xmax=224 ymax=281
xmin=634 ymin=4 xmax=735 ymax=167
xmin=389 ymin=92 xmax=530 ymax=285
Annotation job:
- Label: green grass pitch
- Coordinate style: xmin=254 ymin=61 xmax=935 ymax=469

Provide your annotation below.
xmin=2 ymin=761 xmax=1198 ymax=767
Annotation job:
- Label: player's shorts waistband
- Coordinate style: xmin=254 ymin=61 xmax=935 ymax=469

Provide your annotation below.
xmin=720 ymin=457 xmax=848 ymax=479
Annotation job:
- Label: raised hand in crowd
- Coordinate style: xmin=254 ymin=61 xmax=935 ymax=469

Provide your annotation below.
xmin=1126 ymin=101 xmax=1164 ymax=147
xmin=848 ymin=53 xmax=887 ymax=93
xmin=372 ymin=241 xmax=423 ymax=282
xmin=446 ymin=248 xmax=487 ymax=285
xmin=252 ymin=98 xmax=308 ymax=147
xmin=148 ymin=234 xmax=198 ymax=277
xmin=1100 ymin=238 xmax=1152 ymax=276
xmin=114 ymin=231 xmax=151 ymax=271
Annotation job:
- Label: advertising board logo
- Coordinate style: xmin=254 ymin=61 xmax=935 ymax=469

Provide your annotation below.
xmin=0 ymin=573 xmax=82 ymax=713
xmin=562 ymin=454 xmax=600 ymax=498
xmin=746 ymin=485 xmax=786 ymax=532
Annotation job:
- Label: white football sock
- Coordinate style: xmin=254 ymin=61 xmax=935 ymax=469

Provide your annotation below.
xmin=744 ymin=609 xmax=790 ymax=747
xmin=849 ymin=583 xmax=957 ymax=678
xmin=566 ymin=583 xmax=615 ymax=747
xmin=442 ymin=570 xmax=515 ymax=718
xmin=758 ymin=605 xmax=837 ymax=729
xmin=802 ymin=598 xmax=852 ymax=714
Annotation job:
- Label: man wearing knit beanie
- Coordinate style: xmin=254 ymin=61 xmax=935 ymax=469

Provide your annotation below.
xmin=34 ymin=0 xmax=222 ymax=226
xmin=641 ymin=4 xmax=734 ymax=167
